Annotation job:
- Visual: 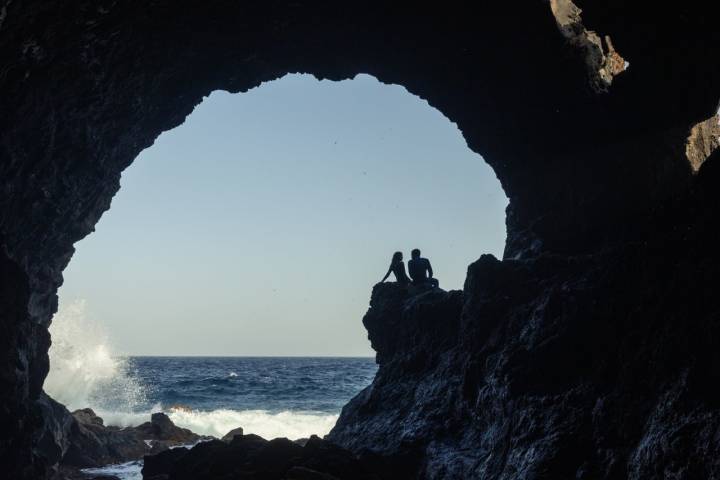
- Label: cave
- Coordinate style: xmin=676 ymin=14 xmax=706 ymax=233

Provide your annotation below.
xmin=44 ymin=73 xmax=506 ymax=449
xmin=1 ymin=1 xmax=720 ymax=479
xmin=52 ymin=73 xmax=507 ymax=360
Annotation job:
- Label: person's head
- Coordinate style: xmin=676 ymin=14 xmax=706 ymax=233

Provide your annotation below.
xmin=411 ymin=248 xmax=421 ymax=259
xmin=392 ymin=251 xmax=403 ymax=264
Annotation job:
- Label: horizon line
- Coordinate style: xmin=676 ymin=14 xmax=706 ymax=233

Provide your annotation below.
xmin=120 ymin=354 xmax=376 ymax=358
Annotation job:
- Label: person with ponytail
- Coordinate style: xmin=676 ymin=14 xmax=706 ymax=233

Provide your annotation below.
xmin=380 ymin=251 xmax=410 ymax=286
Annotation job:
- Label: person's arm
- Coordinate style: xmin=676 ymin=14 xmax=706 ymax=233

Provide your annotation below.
xmin=381 ymin=266 xmax=392 ymax=282
xmin=427 ymin=259 xmax=434 ymax=278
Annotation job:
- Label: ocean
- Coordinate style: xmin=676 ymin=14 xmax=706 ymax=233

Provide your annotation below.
xmin=44 ymin=303 xmax=377 ymax=479
xmin=102 ymin=356 xmax=377 ymax=438
xmin=51 ymin=356 xmax=377 ymax=480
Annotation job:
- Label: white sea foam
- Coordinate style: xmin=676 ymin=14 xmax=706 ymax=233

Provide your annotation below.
xmin=81 ymin=406 xmax=337 ymax=440
xmin=167 ymin=407 xmax=339 ymax=440
xmin=45 ymin=299 xmax=145 ymax=412
xmin=90 ymin=404 xmax=163 ymax=428
xmin=82 ymin=460 xmax=143 ymax=480
xmin=45 ymin=300 xmax=340 ymax=445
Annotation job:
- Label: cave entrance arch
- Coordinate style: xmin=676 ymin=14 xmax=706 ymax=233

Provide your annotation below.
xmin=45 ymin=73 xmax=509 ymax=438
xmin=3 ymin=2 xmax=717 ymax=478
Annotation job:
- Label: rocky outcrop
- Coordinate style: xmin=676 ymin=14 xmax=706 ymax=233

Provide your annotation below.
xmin=550 ymin=0 xmax=627 ymax=92
xmin=48 ymin=408 xmax=207 ymax=471
xmin=143 ymin=434 xmax=380 ymax=480
xmin=135 ymin=413 xmax=204 ymax=451
xmin=220 ymin=427 xmax=245 ymax=443
xmin=327 ymin=285 xmax=466 ymax=477
xmin=61 ymin=409 xmax=147 ymax=468
xmin=329 ymin=166 xmax=720 ymax=478
xmin=686 ymin=114 xmax=720 ymax=172
xmin=1 ymin=1 xmax=720 ymax=479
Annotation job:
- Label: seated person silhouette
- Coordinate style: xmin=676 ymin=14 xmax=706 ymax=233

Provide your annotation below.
xmin=408 ymin=248 xmax=439 ymax=288
xmin=381 ymin=251 xmax=410 ymax=286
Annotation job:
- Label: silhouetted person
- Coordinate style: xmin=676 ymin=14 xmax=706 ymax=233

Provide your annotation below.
xmin=381 ymin=251 xmax=410 ymax=286
xmin=408 ymin=248 xmax=439 ymax=288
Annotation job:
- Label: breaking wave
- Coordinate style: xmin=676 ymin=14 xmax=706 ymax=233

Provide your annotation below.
xmin=166 ymin=407 xmax=338 ymax=439
xmin=83 ymin=406 xmax=337 ymax=439
xmin=45 ymin=299 xmax=146 ymax=412
xmin=45 ymin=300 xmax=344 ymax=440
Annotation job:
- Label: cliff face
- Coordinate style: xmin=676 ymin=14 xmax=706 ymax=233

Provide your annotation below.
xmin=0 ymin=1 xmax=719 ymax=478
xmin=330 ymin=158 xmax=720 ymax=478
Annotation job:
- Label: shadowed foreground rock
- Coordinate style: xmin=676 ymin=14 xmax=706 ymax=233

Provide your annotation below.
xmin=142 ymin=434 xmax=380 ymax=480
xmin=62 ymin=408 xmax=147 ymax=468
xmin=52 ymin=408 xmax=208 ymax=478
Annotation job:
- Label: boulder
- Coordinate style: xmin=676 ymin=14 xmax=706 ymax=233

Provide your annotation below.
xmin=143 ymin=434 xmax=379 ymax=480
xmin=220 ymin=426 xmax=244 ymax=443
xmin=135 ymin=412 xmax=202 ymax=444
xmin=60 ymin=410 xmax=205 ymax=469
xmin=142 ymin=447 xmax=190 ymax=480
xmin=293 ymin=437 xmax=311 ymax=447
xmin=72 ymin=409 xmax=104 ymax=427
xmin=62 ymin=410 xmax=149 ymax=468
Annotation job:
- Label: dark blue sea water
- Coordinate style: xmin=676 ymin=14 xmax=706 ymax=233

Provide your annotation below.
xmin=130 ymin=356 xmax=377 ymax=414
xmin=78 ymin=356 xmax=376 ymax=479
xmin=84 ymin=356 xmax=377 ymax=442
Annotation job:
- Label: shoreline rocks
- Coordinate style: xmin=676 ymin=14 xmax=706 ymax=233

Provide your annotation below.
xmin=143 ymin=434 xmax=381 ymax=480
xmin=53 ymin=409 xmax=212 ymax=479
xmin=220 ymin=426 xmax=244 ymax=443
xmin=51 ymin=406 xmax=369 ymax=480
xmin=136 ymin=412 xmax=207 ymax=454
xmin=61 ymin=409 xmax=209 ymax=468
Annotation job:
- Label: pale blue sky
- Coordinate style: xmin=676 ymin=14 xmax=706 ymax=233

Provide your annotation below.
xmin=57 ymin=74 xmax=508 ymax=356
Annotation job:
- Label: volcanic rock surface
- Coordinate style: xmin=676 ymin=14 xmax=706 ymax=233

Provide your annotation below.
xmin=58 ymin=409 xmax=207 ymax=471
xmin=1 ymin=1 xmax=720 ymax=479
xmin=143 ymin=434 xmax=379 ymax=480
xmin=330 ymin=213 xmax=720 ymax=478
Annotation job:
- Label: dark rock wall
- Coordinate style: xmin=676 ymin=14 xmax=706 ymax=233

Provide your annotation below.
xmin=0 ymin=245 xmax=52 ymax=477
xmin=0 ymin=1 xmax=719 ymax=478
xmin=330 ymin=201 xmax=720 ymax=477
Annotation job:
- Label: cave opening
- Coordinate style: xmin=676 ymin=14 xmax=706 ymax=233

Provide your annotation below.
xmin=44 ymin=73 xmax=508 ymax=443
